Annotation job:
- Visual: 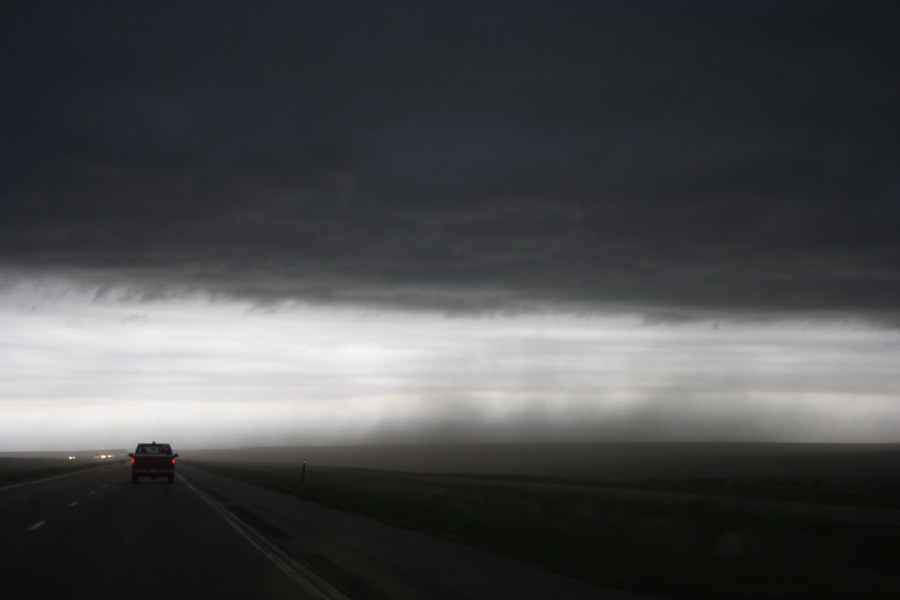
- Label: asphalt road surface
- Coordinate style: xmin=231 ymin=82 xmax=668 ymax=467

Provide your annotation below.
xmin=0 ymin=462 xmax=662 ymax=600
xmin=0 ymin=462 xmax=315 ymax=599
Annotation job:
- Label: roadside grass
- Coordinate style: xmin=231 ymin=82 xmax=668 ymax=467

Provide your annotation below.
xmin=597 ymin=476 xmax=900 ymax=510
xmin=191 ymin=461 xmax=900 ymax=600
xmin=0 ymin=457 xmax=112 ymax=486
xmin=417 ymin=472 xmax=900 ymax=511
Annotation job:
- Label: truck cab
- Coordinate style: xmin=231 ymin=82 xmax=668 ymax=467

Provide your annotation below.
xmin=129 ymin=441 xmax=178 ymax=484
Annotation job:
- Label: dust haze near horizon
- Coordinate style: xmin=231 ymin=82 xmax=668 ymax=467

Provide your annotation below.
xmin=2 ymin=2 xmax=899 ymax=451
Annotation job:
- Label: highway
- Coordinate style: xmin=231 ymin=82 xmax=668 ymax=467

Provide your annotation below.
xmin=0 ymin=462 xmax=316 ymax=599
xmin=0 ymin=462 xmax=661 ymax=600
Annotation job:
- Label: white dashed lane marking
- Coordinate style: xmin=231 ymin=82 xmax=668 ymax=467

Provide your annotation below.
xmin=89 ymin=491 xmax=95 ymax=495
xmin=28 ymin=521 xmax=47 ymax=531
xmin=69 ymin=501 xmax=78 ymax=507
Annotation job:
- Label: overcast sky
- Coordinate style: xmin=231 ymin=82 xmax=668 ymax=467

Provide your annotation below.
xmin=1 ymin=2 xmax=899 ymax=450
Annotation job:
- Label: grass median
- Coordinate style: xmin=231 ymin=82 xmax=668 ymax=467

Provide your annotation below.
xmin=0 ymin=457 xmax=111 ymax=487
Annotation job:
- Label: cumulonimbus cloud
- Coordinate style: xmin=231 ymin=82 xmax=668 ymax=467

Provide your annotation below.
xmin=2 ymin=1 xmax=898 ymax=323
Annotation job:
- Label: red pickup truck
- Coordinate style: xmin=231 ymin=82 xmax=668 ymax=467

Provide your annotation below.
xmin=129 ymin=442 xmax=178 ymax=484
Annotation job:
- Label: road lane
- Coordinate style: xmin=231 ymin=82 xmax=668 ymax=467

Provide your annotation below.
xmin=0 ymin=463 xmax=325 ymax=600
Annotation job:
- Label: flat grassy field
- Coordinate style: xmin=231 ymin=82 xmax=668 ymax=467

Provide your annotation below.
xmin=182 ymin=442 xmax=900 ymax=484
xmin=190 ymin=452 xmax=900 ymax=600
xmin=0 ymin=457 xmax=105 ymax=486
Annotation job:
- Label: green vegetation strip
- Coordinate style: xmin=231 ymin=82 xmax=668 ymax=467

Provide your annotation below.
xmin=414 ymin=472 xmax=900 ymax=511
xmin=0 ymin=459 xmax=110 ymax=486
xmin=192 ymin=462 xmax=900 ymax=600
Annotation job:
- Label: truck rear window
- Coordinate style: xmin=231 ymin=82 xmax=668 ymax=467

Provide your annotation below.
xmin=137 ymin=444 xmax=172 ymax=455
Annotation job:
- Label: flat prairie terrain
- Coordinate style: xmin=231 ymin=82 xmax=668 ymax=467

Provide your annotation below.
xmin=188 ymin=443 xmax=900 ymax=599
xmin=0 ymin=456 xmax=105 ymax=486
xmin=183 ymin=442 xmax=900 ymax=486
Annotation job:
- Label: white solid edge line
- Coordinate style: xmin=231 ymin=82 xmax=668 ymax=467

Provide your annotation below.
xmin=28 ymin=520 xmax=47 ymax=531
xmin=179 ymin=473 xmax=351 ymax=600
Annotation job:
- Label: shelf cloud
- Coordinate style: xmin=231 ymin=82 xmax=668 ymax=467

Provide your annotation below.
xmin=2 ymin=1 xmax=898 ymax=323
xmin=2 ymin=2 xmax=899 ymax=450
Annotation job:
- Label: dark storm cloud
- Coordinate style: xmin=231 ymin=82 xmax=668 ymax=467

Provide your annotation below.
xmin=2 ymin=1 xmax=899 ymax=320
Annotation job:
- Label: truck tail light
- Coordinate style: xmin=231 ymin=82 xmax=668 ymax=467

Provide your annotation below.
xmin=171 ymin=458 xmax=176 ymax=465
xmin=131 ymin=458 xmax=135 ymax=464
